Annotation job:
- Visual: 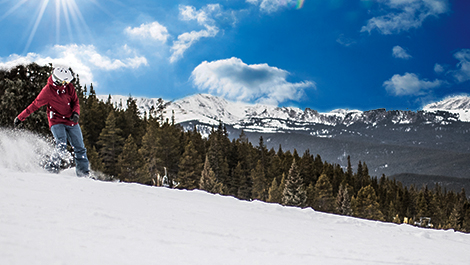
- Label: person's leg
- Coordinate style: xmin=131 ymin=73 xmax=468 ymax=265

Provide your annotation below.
xmin=66 ymin=124 xmax=89 ymax=177
xmin=46 ymin=124 xmax=68 ymax=173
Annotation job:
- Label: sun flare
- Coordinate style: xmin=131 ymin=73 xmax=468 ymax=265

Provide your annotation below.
xmin=0 ymin=0 xmax=92 ymax=54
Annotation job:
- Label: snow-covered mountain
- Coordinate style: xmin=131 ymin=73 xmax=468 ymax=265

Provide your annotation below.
xmin=424 ymin=95 xmax=470 ymax=110
xmin=99 ymin=94 xmax=470 ymax=180
xmin=1 ymin=129 xmax=469 ymax=265
xmin=423 ymin=95 xmax=470 ymax=122
xmin=100 ymin=93 xmax=470 ymax=132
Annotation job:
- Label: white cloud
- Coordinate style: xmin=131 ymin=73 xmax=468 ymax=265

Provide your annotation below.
xmin=170 ymin=5 xmax=222 ymax=63
xmin=0 ymin=44 xmax=148 ymax=86
xmin=170 ymin=26 xmax=219 ymax=64
xmin=361 ymin=0 xmax=449 ymax=34
xmin=191 ymin=57 xmax=315 ymax=105
xmin=55 ymin=44 xmax=148 ymax=71
xmin=450 ymin=49 xmax=470 ymax=83
xmin=246 ymin=0 xmax=297 ymax=13
xmin=434 ymin=63 xmax=444 ymax=74
xmin=180 ymin=4 xmax=222 ymax=24
xmin=383 ymin=72 xmax=442 ymax=96
xmin=392 ymin=45 xmax=412 ymax=59
xmin=336 ymin=34 xmax=357 ymax=47
xmin=125 ymin=22 xmax=169 ymax=43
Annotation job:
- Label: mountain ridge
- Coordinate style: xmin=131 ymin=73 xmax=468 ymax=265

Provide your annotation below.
xmin=97 ymin=94 xmax=470 ymax=180
xmin=98 ymin=93 xmax=470 ymax=128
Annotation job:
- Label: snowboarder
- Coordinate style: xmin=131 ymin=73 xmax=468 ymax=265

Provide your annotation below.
xmin=14 ymin=66 xmax=90 ymax=177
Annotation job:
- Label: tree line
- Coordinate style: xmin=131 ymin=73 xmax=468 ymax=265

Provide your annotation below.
xmin=1 ymin=63 xmax=469 ymax=232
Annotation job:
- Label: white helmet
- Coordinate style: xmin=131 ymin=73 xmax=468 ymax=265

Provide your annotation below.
xmin=52 ymin=66 xmax=73 ymax=86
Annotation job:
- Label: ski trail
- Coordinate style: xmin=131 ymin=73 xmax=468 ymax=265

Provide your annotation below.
xmin=0 ymin=128 xmax=54 ymax=172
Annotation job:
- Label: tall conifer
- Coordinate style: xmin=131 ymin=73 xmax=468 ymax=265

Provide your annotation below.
xmin=177 ymin=141 xmax=203 ymax=190
xmin=313 ymin=173 xmax=335 ymax=212
xmin=200 ymin=155 xmax=223 ymax=194
xmin=351 ymin=185 xmax=385 ymax=221
xmin=267 ymin=177 xmax=282 ymax=203
xmin=97 ymin=111 xmax=124 ymax=177
xmin=118 ymin=134 xmax=143 ymax=182
xmin=251 ymin=160 xmax=267 ymax=201
xmin=282 ymin=159 xmax=307 ymax=207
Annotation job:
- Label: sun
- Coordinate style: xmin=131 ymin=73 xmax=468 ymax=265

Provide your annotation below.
xmin=0 ymin=0 xmax=92 ymax=54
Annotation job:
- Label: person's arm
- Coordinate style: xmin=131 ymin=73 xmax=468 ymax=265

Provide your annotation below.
xmin=69 ymin=83 xmax=80 ymax=116
xmin=17 ymin=87 xmax=49 ymax=121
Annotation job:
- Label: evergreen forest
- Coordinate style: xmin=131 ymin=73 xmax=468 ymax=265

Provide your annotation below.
xmin=1 ymin=63 xmax=470 ymax=232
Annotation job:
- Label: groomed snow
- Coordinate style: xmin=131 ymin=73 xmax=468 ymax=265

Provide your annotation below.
xmin=1 ymin=128 xmax=469 ymax=265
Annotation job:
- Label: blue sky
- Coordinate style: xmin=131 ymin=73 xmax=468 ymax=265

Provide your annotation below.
xmin=0 ymin=0 xmax=469 ymax=112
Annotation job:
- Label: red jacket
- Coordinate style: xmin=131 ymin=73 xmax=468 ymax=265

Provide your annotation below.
xmin=18 ymin=76 xmax=80 ymax=128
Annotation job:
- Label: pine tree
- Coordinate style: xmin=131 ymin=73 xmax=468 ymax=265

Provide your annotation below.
xmin=306 ymin=183 xmax=315 ymax=208
xmin=462 ymin=201 xmax=470 ymax=232
xmin=87 ymin=145 xmax=104 ymax=172
xmin=336 ymin=183 xmax=352 ymax=216
xmin=139 ymin=119 xmax=159 ymax=184
xmin=355 ymin=161 xmax=364 ymax=191
xmin=237 ymin=168 xmax=252 ymax=201
xmin=280 ymin=150 xmax=294 ymax=176
xmin=313 ymin=173 xmax=335 ymax=212
xmin=267 ymin=177 xmax=282 ymax=203
xmin=351 ymin=185 xmax=385 ymax=221
xmin=97 ymin=111 xmax=124 ymax=177
xmin=416 ymin=187 xmax=431 ymax=218
xmin=299 ymin=150 xmax=315 ymax=186
xmin=121 ymin=96 xmax=144 ymax=145
xmin=266 ymin=154 xmax=282 ymax=186
xmin=199 ymin=155 xmax=223 ymax=194
xmin=155 ymin=122 xmax=182 ymax=186
xmin=345 ymin=155 xmax=354 ymax=190
xmin=446 ymin=205 xmax=462 ymax=230
xmin=206 ymin=124 xmax=229 ymax=187
xmin=118 ymin=134 xmax=143 ymax=182
xmin=81 ymin=84 xmax=110 ymax=148
xmin=251 ymin=160 xmax=267 ymax=201
xmin=177 ymin=141 xmax=203 ymax=190
xmin=257 ymin=136 xmax=268 ymax=171
xmin=282 ymin=159 xmax=307 ymax=207
xmin=228 ymin=162 xmax=242 ymax=197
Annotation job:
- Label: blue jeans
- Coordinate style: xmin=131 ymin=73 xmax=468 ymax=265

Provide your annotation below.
xmin=49 ymin=124 xmax=89 ymax=176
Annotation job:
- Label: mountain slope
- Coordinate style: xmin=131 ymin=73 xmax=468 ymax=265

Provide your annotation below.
xmin=1 ymin=166 xmax=470 ymax=264
xmin=1 ymin=128 xmax=469 ymax=264
xmin=423 ymin=95 xmax=470 ymax=122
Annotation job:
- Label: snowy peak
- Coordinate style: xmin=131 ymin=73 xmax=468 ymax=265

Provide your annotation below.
xmin=170 ymin=93 xmax=249 ymax=124
xmin=168 ymin=94 xmax=367 ymax=128
xmin=423 ymin=95 xmax=470 ymax=122
xmin=423 ymin=95 xmax=470 ymax=111
xmin=99 ymin=93 xmax=469 ymax=132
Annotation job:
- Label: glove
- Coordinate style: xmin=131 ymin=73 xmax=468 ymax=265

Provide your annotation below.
xmin=70 ymin=112 xmax=80 ymax=123
xmin=14 ymin=117 xmax=21 ymax=127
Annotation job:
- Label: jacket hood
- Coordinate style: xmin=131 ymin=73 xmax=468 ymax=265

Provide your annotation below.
xmin=47 ymin=76 xmax=53 ymax=85
xmin=47 ymin=75 xmax=69 ymax=92
xmin=47 ymin=76 xmax=58 ymax=87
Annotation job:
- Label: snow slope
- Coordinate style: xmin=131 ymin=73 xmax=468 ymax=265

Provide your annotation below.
xmin=1 ymin=128 xmax=469 ymax=265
